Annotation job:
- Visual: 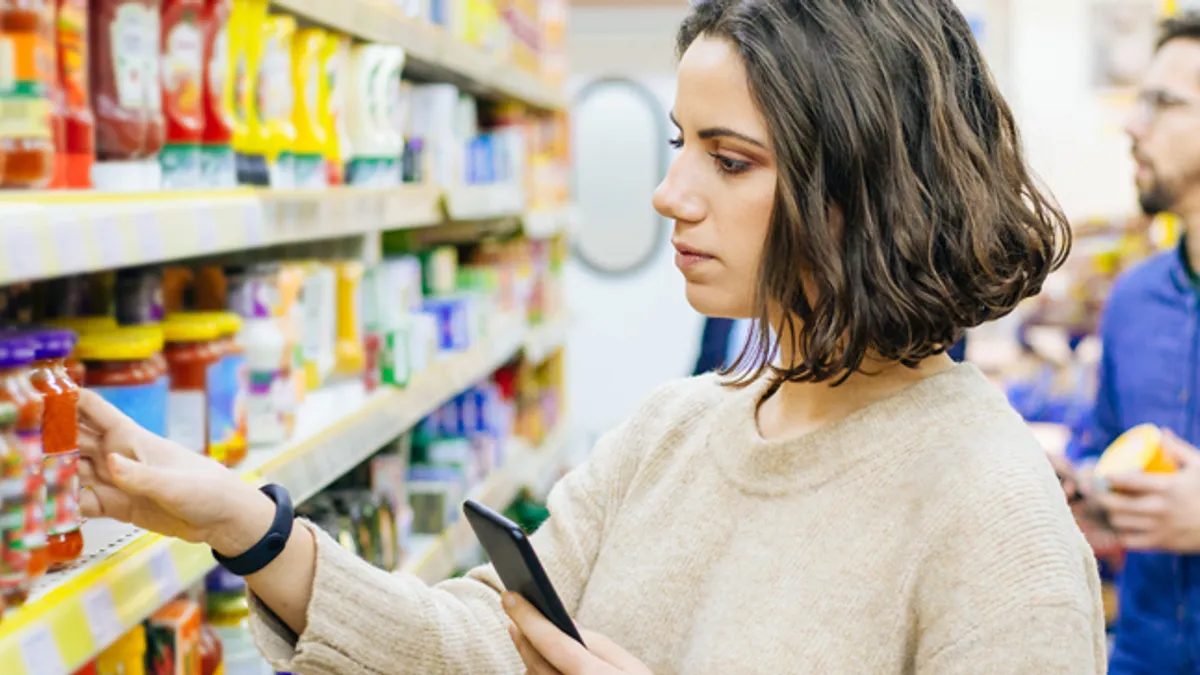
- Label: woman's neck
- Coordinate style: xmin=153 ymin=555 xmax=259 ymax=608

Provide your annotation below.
xmin=756 ymin=352 xmax=956 ymax=442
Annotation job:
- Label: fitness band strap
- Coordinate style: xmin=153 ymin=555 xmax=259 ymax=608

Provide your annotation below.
xmin=213 ymin=483 xmax=295 ymax=576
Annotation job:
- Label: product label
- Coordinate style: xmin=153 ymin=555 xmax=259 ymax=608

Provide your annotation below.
xmin=0 ymin=444 xmax=27 ymax=586
xmin=91 ymin=379 xmax=169 ymax=436
xmin=159 ymin=143 xmax=201 ymax=189
xmin=111 ymin=3 xmax=156 ymax=110
xmin=208 ymin=353 xmax=244 ymax=461
xmin=0 ymin=30 xmax=52 ymax=141
xmin=257 ymin=38 xmax=292 ymax=123
xmin=208 ymin=27 xmax=227 ymax=104
xmin=17 ymin=431 xmax=45 ymax=549
xmin=167 ymin=389 xmax=206 ymax=454
xmin=58 ymin=3 xmax=88 ymax=109
xmin=246 ymin=369 xmax=285 ymax=444
xmin=44 ymin=450 xmax=80 ymax=536
xmin=162 ymin=19 xmax=203 ymax=125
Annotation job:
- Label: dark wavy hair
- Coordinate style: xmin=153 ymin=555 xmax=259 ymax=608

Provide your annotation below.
xmin=678 ymin=0 xmax=1070 ymax=387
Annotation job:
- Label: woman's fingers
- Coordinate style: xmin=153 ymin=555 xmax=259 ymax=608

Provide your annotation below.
xmin=510 ymin=624 xmax=561 ymax=675
xmin=80 ymin=483 xmax=132 ymax=521
xmin=77 ymin=390 xmax=129 ymax=435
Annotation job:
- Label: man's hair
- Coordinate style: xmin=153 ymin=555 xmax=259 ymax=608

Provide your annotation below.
xmin=678 ymin=0 xmax=1070 ymax=388
xmin=1159 ymin=12 xmax=1200 ymax=50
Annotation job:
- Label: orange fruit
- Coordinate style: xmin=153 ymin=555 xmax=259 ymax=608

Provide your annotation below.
xmin=1095 ymin=424 xmax=1175 ymax=478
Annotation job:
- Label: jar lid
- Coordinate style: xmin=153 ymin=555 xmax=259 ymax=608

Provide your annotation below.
xmin=44 ymin=316 xmax=119 ymax=334
xmin=192 ymin=311 xmax=242 ymax=337
xmin=27 ymin=328 xmax=76 ymax=360
xmin=0 ymin=337 xmax=36 ymax=369
xmin=162 ymin=313 xmax=221 ymax=342
xmin=0 ymin=402 xmax=17 ymax=426
xmin=123 ymin=324 xmax=165 ymax=353
xmin=75 ymin=329 xmax=159 ymax=362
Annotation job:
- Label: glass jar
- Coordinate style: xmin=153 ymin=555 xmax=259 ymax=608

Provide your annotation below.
xmin=78 ymin=328 xmax=168 ymax=436
xmin=0 ymin=338 xmax=47 ymax=583
xmin=27 ymin=329 xmax=82 ymax=566
xmin=163 ymin=313 xmax=221 ymax=457
xmin=0 ymin=402 xmax=27 ymax=605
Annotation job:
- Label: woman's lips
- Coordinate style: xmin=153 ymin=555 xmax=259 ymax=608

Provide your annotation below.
xmin=672 ymin=240 xmax=714 ymax=270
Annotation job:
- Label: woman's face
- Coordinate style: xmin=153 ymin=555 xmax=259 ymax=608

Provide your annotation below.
xmin=653 ymin=35 xmax=778 ymax=319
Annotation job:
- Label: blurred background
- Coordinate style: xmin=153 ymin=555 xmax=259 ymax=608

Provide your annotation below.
xmin=0 ymin=0 xmax=1182 ymax=672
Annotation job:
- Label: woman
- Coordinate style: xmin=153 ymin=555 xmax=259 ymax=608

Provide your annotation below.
xmin=78 ymin=0 xmax=1106 ymax=672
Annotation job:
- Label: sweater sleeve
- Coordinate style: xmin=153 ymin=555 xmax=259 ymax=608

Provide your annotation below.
xmin=246 ymin=389 xmax=659 ymax=675
xmin=912 ymin=443 xmax=1108 ymax=674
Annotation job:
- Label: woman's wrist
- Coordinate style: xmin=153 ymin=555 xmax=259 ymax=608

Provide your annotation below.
xmin=208 ymin=484 xmax=279 ymax=558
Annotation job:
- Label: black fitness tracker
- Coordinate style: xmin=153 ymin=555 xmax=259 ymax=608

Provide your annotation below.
xmin=213 ymin=483 xmax=295 ymax=576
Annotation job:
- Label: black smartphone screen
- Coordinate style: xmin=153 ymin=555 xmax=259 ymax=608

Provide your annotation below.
xmin=462 ymin=499 xmax=585 ymax=645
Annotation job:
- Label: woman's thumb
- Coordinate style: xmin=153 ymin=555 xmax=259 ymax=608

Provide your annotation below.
xmin=108 ymin=453 xmax=168 ymax=501
xmin=79 ymin=389 xmax=130 ymax=432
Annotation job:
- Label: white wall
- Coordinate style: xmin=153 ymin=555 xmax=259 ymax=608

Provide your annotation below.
xmin=566 ymin=7 xmax=699 ymax=444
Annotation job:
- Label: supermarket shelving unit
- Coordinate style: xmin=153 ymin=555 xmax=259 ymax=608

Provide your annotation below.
xmin=0 ymin=2 xmax=572 ymax=671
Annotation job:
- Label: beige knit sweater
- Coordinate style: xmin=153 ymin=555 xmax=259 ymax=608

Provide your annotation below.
xmin=250 ymin=364 xmax=1106 ymax=674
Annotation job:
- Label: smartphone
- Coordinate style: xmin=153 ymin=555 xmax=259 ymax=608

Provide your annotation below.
xmin=462 ymin=499 xmax=585 ymax=645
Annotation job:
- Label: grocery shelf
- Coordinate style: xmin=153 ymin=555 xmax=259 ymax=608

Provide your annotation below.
xmin=524 ymin=315 xmax=568 ymax=365
xmin=0 ymin=184 xmax=444 ymax=286
xmin=522 ymin=206 xmax=576 ymax=240
xmin=0 ymin=314 xmax=530 ymax=675
xmin=401 ymin=424 xmax=570 ymax=584
xmin=271 ymin=0 xmax=565 ymax=110
xmin=443 ymin=184 xmax=526 ymax=222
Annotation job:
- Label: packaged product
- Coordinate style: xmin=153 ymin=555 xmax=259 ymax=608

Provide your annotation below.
xmin=291 ymin=27 xmax=327 ymax=189
xmin=0 ymin=338 xmax=48 ymax=582
xmin=230 ymin=0 xmax=268 ymax=185
xmin=79 ymin=327 xmax=169 ymax=436
xmin=0 ymin=402 xmax=29 ymax=605
xmin=318 ymin=33 xmax=350 ymax=184
xmin=199 ymin=311 xmax=244 ymax=466
xmin=90 ymin=0 xmax=164 ymax=190
xmin=1095 ymin=424 xmax=1176 ymax=484
xmin=334 ymin=261 xmax=365 ymax=376
xmin=96 ymin=623 xmax=147 ymax=675
xmin=259 ymin=14 xmax=296 ymax=187
xmin=56 ymin=0 xmax=94 ymax=188
xmin=147 ymin=597 xmax=202 ymax=675
xmin=298 ymin=261 xmax=335 ymax=391
xmin=163 ymin=313 xmax=222 ymax=456
xmin=27 ymin=329 xmax=82 ymax=566
xmin=239 ymin=275 xmax=288 ymax=446
xmin=199 ymin=0 xmax=235 ymax=187
xmin=115 ymin=267 xmax=166 ymax=326
xmin=160 ymin=0 xmax=205 ymax=188
xmin=0 ymin=0 xmax=55 ymax=187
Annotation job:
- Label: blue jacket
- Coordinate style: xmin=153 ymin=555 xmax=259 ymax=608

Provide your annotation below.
xmin=1068 ymin=242 xmax=1200 ymax=674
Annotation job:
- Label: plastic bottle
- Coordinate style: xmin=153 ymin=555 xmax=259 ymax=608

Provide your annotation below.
xmin=55 ymin=0 xmax=93 ymax=188
xmin=28 ymin=329 xmax=82 ymax=566
xmin=317 ymin=32 xmax=348 ymax=185
xmin=230 ymin=0 xmax=267 ymax=185
xmin=240 ymin=279 xmax=286 ymax=447
xmin=160 ymin=0 xmax=205 ymax=188
xmin=334 ymin=261 xmax=365 ymax=376
xmin=199 ymin=0 xmax=233 ymax=187
xmin=376 ymin=46 xmax=405 ymax=186
xmin=47 ymin=0 xmax=67 ymax=188
xmin=290 ymin=27 xmax=326 ymax=189
xmin=258 ymin=14 xmax=295 ymax=188
xmin=90 ymin=0 xmax=164 ymax=190
xmin=345 ymin=44 xmax=386 ymax=186
xmin=0 ymin=0 xmax=55 ymax=187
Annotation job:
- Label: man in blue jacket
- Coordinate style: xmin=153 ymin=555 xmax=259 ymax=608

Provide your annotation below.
xmin=1068 ymin=13 xmax=1200 ymax=673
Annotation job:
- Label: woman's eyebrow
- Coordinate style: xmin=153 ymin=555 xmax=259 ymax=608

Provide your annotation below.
xmin=668 ymin=111 xmax=767 ymax=149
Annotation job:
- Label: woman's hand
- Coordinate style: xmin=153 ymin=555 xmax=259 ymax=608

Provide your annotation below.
xmin=78 ymin=389 xmax=274 ymax=557
xmin=502 ymin=592 xmax=653 ymax=675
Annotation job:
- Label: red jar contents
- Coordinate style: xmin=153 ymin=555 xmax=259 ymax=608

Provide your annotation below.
xmin=163 ymin=314 xmax=220 ymax=456
xmin=0 ymin=338 xmax=47 ymax=585
xmin=0 ymin=401 xmax=27 ymax=605
xmin=28 ymin=329 xmax=82 ymax=566
xmin=78 ymin=328 xmax=168 ymax=437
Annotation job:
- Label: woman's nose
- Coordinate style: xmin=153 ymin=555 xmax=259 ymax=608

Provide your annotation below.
xmin=653 ymin=157 xmax=705 ymax=224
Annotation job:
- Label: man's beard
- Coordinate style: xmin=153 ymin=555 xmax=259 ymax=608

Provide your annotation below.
xmin=1139 ymin=175 xmax=1175 ymax=216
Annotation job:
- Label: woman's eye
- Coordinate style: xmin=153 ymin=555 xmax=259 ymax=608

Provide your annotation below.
xmin=668 ymin=136 xmax=684 ymax=149
xmin=710 ymin=153 xmax=751 ymax=175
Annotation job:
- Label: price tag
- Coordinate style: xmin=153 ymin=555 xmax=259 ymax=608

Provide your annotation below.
xmin=83 ymin=585 xmax=125 ymax=650
xmin=52 ymin=214 xmax=89 ymax=272
xmin=20 ymin=626 xmax=65 ymax=675
xmin=147 ymin=548 xmax=180 ymax=602
xmin=135 ymin=210 xmax=165 ymax=260
xmin=93 ymin=215 xmax=125 ymax=269
xmin=4 ymin=221 xmax=41 ymax=281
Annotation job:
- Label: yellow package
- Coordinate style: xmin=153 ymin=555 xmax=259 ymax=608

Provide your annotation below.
xmin=335 ymin=261 xmax=366 ymax=376
xmin=292 ymin=28 xmax=329 ymax=188
xmin=261 ymin=15 xmax=298 ymax=187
